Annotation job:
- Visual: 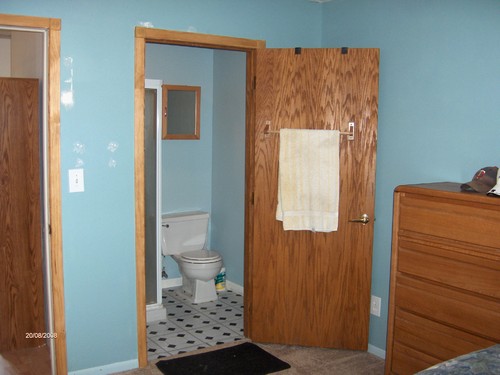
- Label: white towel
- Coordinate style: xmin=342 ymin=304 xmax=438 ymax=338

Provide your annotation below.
xmin=276 ymin=128 xmax=340 ymax=232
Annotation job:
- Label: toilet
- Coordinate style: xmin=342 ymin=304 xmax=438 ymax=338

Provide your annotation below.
xmin=161 ymin=211 xmax=223 ymax=304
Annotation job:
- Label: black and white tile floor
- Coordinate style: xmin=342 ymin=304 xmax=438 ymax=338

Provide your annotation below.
xmin=146 ymin=287 xmax=244 ymax=360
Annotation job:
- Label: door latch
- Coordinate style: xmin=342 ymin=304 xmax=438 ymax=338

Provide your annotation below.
xmin=349 ymin=213 xmax=370 ymax=225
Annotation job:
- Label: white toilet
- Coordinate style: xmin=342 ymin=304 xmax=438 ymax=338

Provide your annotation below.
xmin=161 ymin=211 xmax=223 ymax=304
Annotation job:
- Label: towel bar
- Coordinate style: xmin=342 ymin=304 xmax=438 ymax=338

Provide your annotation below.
xmin=263 ymin=121 xmax=355 ymax=141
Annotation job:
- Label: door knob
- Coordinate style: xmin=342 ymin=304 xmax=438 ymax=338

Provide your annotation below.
xmin=349 ymin=213 xmax=370 ymax=225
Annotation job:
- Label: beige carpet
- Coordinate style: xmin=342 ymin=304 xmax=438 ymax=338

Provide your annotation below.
xmin=115 ymin=339 xmax=385 ymax=375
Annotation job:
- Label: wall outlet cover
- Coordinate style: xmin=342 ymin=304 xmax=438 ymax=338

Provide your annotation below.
xmin=371 ymin=295 xmax=381 ymax=317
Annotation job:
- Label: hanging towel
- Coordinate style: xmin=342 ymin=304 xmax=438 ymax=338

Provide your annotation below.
xmin=276 ymin=128 xmax=340 ymax=232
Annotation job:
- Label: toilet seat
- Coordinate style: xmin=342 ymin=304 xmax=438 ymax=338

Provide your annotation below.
xmin=180 ymin=249 xmax=221 ymax=264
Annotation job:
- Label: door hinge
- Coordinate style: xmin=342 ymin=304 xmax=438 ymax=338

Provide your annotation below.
xmin=251 ymin=192 xmax=254 ymax=205
xmin=48 ymin=224 xmax=52 ymax=235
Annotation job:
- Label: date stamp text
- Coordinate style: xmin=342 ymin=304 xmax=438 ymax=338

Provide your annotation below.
xmin=26 ymin=332 xmax=58 ymax=339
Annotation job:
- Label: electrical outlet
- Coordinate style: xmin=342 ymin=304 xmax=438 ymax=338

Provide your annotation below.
xmin=370 ymin=295 xmax=381 ymax=317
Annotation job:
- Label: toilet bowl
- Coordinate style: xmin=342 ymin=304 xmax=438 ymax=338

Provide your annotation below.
xmin=162 ymin=212 xmax=223 ymax=304
xmin=173 ymin=251 xmax=223 ymax=303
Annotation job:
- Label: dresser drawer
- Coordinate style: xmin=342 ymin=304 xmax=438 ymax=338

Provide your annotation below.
xmin=390 ymin=343 xmax=437 ymax=375
xmin=393 ymin=309 xmax=496 ymax=363
xmin=395 ymin=275 xmax=500 ymax=341
xmin=389 ymin=309 xmax=497 ymax=374
xmin=399 ymin=194 xmax=500 ymax=249
xmin=398 ymin=239 xmax=500 ymax=299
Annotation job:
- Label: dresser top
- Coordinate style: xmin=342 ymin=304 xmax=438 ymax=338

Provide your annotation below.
xmin=395 ymin=182 xmax=500 ymax=206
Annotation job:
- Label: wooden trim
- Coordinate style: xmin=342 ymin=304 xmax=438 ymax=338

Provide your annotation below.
xmin=0 ymin=13 xmax=67 ymax=374
xmin=243 ymin=51 xmax=256 ymax=339
xmin=384 ymin=190 xmax=401 ymax=374
xmin=48 ymin=20 xmax=67 ymax=375
xmin=134 ymin=27 xmax=264 ymax=367
xmin=135 ymin=27 xmax=265 ymax=51
xmin=134 ymin=32 xmax=148 ymax=368
xmin=0 ymin=13 xmax=53 ymax=29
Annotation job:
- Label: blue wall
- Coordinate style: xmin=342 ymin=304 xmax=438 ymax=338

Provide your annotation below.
xmin=212 ymin=50 xmax=247 ymax=286
xmin=0 ymin=0 xmax=321 ymax=372
xmin=322 ymin=0 xmax=500 ymax=351
xmin=146 ymin=44 xmax=214 ymax=279
xmin=147 ymin=44 xmax=214 ymax=217
xmin=145 ymin=45 xmax=246 ymax=285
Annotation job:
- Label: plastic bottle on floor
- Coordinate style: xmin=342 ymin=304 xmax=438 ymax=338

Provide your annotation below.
xmin=215 ymin=267 xmax=226 ymax=292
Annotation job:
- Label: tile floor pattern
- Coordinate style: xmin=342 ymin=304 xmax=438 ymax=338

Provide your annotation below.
xmin=146 ymin=287 xmax=244 ymax=360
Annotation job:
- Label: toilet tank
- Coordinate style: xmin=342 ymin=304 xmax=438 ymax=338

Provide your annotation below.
xmin=161 ymin=211 xmax=209 ymax=256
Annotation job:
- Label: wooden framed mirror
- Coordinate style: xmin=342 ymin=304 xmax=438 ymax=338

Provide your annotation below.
xmin=162 ymin=84 xmax=201 ymax=140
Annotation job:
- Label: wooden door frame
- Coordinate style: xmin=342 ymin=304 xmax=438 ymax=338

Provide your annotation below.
xmin=0 ymin=14 xmax=66 ymax=374
xmin=134 ymin=27 xmax=265 ymax=367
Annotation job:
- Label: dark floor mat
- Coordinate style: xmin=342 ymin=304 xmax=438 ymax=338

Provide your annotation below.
xmin=155 ymin=342 xmax=291 ymax=375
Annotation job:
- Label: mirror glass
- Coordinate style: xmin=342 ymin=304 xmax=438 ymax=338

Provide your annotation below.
xmin=162 ymin=84 xmax=200 ymax=140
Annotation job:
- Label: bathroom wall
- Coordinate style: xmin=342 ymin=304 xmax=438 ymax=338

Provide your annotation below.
xmin=146 ymin=44 xmax=215 ymax=279
xmin=211 ymin=50 xmax=247 ymax=287
xmin=146 ymin=45 xmax=247 ymax=285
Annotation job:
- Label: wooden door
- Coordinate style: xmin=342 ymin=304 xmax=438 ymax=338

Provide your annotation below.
xmin=0 ymin=77 xmax=45 ymax=351
xmin=246 ymin=48 xmax=379 ymax=350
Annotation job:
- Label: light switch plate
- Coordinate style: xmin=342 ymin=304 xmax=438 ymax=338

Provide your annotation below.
xmin=69 ymin=168 xmax=84 ymax=193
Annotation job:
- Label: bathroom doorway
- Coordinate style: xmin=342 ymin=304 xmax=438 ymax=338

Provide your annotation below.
xmin=0 ymin=14 xmax=66 ymax=375
xmin=145 ymin=43 xmax=247 ymax=292
xmin=135 ymin=28 xmax=264 ymax=366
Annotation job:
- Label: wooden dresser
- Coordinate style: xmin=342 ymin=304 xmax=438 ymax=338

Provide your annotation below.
xmin=385 ymin=182 xmax=500 ymax=375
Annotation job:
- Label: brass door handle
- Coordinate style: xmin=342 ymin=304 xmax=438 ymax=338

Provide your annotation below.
xmin=349 ymin=214 xmax=370 ymax=225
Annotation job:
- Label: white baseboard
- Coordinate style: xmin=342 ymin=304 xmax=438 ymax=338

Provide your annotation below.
xmin=162 ymin=277 xmax=182 ymax=289
xmin=146 ymin=303 xmax=167 ymax=322
xmin=69 ymin=359 xmax=138 ymax=375
xmin=226 ymin=280 xmax=244 ymax=295
xmin=367 ymin=344 xmax=386 ymax=359
xmin=161 ymin=278 xmax=243 ymax=295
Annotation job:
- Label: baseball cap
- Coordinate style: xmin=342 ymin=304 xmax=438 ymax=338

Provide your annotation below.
xmin=460 ymin=166 xmax=499 ymax=193
xmin=487 ymin=168 xmax=500 ymax=197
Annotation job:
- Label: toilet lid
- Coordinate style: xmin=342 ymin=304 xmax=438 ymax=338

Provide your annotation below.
xmin=181 ymin=249 xmax=221 ymax=262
